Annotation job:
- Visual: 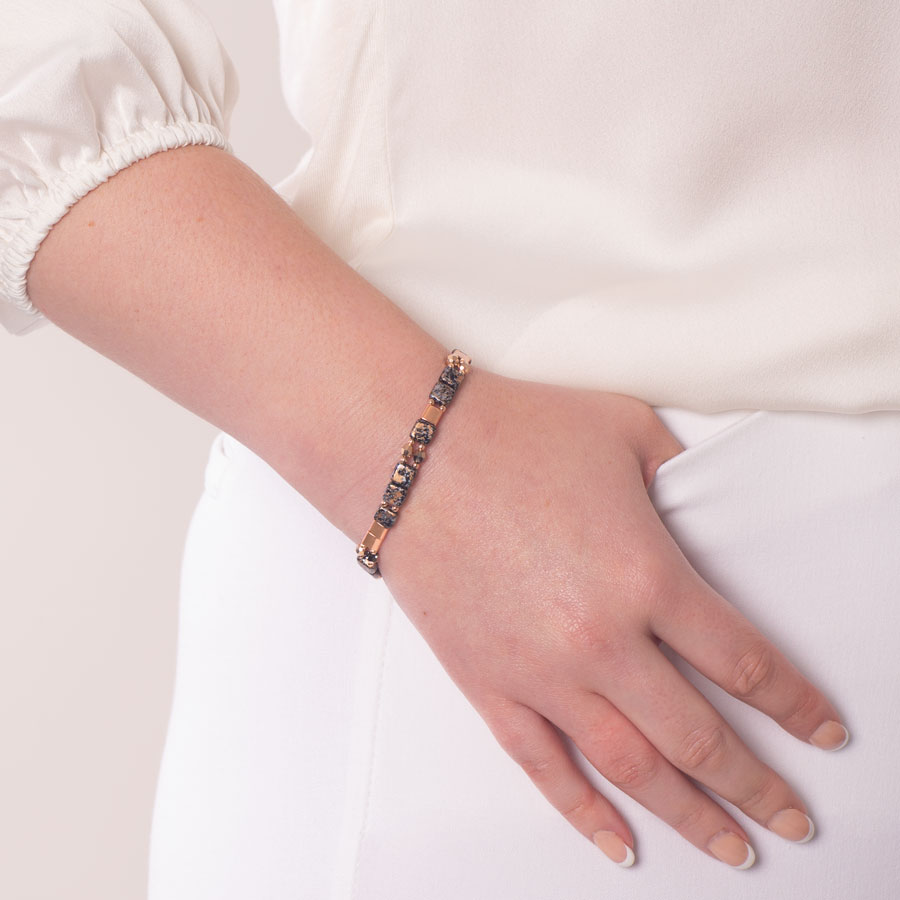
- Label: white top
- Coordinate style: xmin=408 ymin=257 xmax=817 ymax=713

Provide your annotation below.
xmin=2 ymin=0 xmax=898 ymax=412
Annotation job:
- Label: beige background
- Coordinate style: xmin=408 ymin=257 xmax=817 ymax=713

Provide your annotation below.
xmin=0 ymin=2 xmax=306 ymax=897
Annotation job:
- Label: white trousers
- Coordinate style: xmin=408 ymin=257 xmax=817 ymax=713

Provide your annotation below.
xmin=147 ymin=407 xmax=900 ymax=899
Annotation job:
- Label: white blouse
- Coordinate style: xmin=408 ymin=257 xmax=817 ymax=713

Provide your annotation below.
xmin=2 ymin=0 xmax=898 ymax=412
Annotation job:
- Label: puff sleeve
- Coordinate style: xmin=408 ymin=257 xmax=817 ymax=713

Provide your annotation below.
xmin=0 ymin=0 xmax=239 ymax=336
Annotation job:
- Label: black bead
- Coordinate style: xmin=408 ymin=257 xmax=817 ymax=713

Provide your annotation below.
xmin=374 ymin=507 xmax=397 ymax=527
xmin=382 ymin=483 xmax=407 ymax=513
xmin=429 ymin=381 xmax=455 ymax=407
xmin=391 ymin=461 xmax=416 ymax=488
xmin=439 ymin=365 xmax=462 ymax=388
xmin=410 ymin=419 xmax=436 ymax=444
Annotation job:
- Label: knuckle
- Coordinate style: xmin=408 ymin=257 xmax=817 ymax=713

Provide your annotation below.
xmin=580 ymin=714 xmax=633 ymax=757
xmin=728 ymin=641 xmax=778 ymax=701
xmin=603 ymin=750 xmax=661 ymax=792
xmin=488 ymin=711 xmax=561 ymax=785
xmin=553 ymin=600 xmax=621 ymax=649
xmin=674 ymin=723 xmax=729 ymax=774
xmin=670 ymin=800 xmax=708 ymax=834
xmin=518 ymin=753 xmax=557 ymax=783
xmin=734 ymin=771 xmax=780 ymax=816
xmin=782 ymin=684 xmax=824 ymax=731
xmin=628 ymin=556 xmax=688 ymax=626
xmin=488 ymin=711 xmax=537 ymax=762
xmin=559 ymin=616 xmax=610 ymax=655
xmin=560 ymin=788 xmax=599 ymax=822
xmin=489 ymin=720 xmax=523 ymax=755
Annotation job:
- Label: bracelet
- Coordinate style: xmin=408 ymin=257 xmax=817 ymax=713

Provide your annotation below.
xmin=356 ymin=348 xmax=472 ymax=577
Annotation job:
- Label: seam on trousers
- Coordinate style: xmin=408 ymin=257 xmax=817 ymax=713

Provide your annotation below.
xmin=348 ymin=595 xmax=394 ymax=900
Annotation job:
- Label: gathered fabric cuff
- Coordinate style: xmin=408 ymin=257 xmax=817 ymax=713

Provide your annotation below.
xmin=0 ymin=121 xmax=231 ymax=335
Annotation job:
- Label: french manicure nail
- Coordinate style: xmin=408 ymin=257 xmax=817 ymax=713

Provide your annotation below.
xmin=707 ymin=830 xmax=756 ymax=869
xmin=592 ymin=830 xmax=636 ymax=867
xmin=767 ymin=808 xmax=815 ymax=843
xmin=809 ymin=720 xmax=850 ymax=751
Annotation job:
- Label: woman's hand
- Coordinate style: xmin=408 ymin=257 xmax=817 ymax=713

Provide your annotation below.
xmin=380 ymin=370 xmax=846 ymax=868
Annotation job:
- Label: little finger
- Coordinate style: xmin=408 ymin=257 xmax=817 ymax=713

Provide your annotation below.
xmin=483 ymin=699 xmax=637 ymax=867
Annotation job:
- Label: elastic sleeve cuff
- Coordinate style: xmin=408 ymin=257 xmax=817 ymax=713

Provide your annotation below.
xmin=0 ymin=121 xmax=232 ymax=336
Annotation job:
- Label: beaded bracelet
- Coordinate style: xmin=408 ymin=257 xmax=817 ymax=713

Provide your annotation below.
xmin=356 ymin=349 xmax=472 ymax=577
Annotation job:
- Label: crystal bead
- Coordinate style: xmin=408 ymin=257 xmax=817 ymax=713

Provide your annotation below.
xmin=447 ymin=350 xmax=472 ymax=375
xmin=356 ymin=545 xmax=380 ymax=576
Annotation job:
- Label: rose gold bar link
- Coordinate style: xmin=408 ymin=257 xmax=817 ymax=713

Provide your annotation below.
xmin=359 ymin=532 xmax=382 ymax=554
xmin=360 ymin=520 xmax=389 ymax=553
xmin=420 ymin=402 xmax=444 ymax=426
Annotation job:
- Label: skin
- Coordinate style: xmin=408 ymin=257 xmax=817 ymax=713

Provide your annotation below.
xmin=27 ymin=143 xmax=845 ymax=866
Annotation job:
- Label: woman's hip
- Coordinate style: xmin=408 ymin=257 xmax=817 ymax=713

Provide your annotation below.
xmin=150 ymin=408 xmax=900 ymax=899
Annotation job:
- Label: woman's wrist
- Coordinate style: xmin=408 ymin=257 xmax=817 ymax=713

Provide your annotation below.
xmin=372 ymin=366 xmax=512 ymax=582
xmin=337 ymin=356 xmax=505 ymax=577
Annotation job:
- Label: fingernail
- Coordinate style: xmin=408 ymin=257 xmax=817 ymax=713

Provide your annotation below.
xmin=592 ymin=830 xmax=636 ymax=867
xmin=767 ymin=808 xmax=815 ymax=843
xmin=707 ymin=830 xmax=756 ymax=869
xmin=809 ymin=720 xmax=850 ymax=751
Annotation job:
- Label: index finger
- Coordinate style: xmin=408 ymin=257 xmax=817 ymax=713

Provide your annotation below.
xmin=651 ymin=577 xmax=849 ymax=751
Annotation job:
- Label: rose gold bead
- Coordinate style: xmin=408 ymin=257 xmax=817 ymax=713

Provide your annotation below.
xmin=447 ymin=349 xmax=472 ymax=374
xmin=360 ymin=521 xmax=388 ymax=553
xmin=420 ymin=403 xmax=444 ymax=426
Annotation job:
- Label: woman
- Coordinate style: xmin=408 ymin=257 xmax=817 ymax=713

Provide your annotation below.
xmin=2 ymin=1 xmax=897 ymax=897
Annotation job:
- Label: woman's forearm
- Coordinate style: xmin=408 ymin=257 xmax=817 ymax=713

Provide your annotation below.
xmin=27 ymin=143 xmax=460 ymax=543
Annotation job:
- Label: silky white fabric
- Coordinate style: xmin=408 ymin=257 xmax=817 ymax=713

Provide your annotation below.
xmin=2 ymin=1 xmax=899 ymax=409
xmin=271 ymin=0 xmax=900 ymax=412
xmin=0 ymin=0 xmax=237 ymax=335
xmin=147 ymin=406 xmax=900 ymax=898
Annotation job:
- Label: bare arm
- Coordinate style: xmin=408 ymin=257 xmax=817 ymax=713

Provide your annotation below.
xmin=28 ymin=142 xmax=444 ymax=541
